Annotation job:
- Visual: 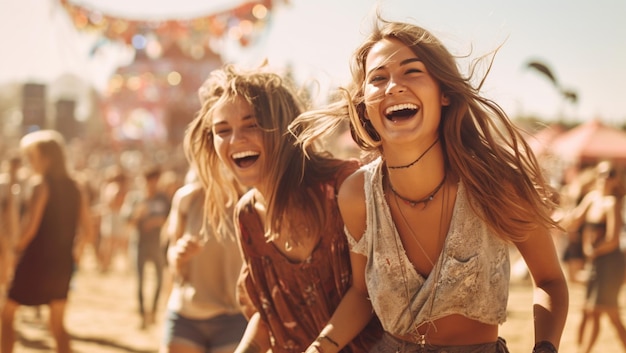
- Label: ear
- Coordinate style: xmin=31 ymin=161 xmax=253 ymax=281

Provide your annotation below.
xmin=441 ymin=93 xmax=450 ymax=106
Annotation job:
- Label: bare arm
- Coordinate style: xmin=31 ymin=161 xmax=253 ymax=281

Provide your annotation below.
xmin=2 ymin=182 xmax=20 ymax=244
xmin=559 ymin=192 xmax=594 ymax=232
xmin=163 ymin=187 xmax=186 ymax=269
xmin=74 ymin=185 xmax=95 ymax=264
xmin=305 ymin=171 xmax=375 ymax=353
xmin=233 ymin=262 xmax=271 ymax=352
xmin=164 ymin=185 xmax=203 ymax=277
xmin=305 ymin=253 xmax=374 ymax=353
xmin=15 ymin=178 xmax=48 ymax=252
xmin=233 ymin=312 xmax=271 ymax=353
xmin=515 ymin=224 xmax=569 ymax=350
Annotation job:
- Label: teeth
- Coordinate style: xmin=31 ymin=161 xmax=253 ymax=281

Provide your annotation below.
xmin=232 ymin=151 xmax=259 ymax=159
xmin=385 ymin=103 xmax=418 ymax=115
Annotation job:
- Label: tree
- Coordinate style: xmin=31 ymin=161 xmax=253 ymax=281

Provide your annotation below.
xmin=526 ymin=61 xmax=578 ymax=104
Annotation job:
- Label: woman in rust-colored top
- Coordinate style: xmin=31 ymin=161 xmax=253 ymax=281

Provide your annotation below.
xmin=235 ymin=162 xmax=380 ymax=353
xmin=184 ymin=64 xmax=381 ymax=353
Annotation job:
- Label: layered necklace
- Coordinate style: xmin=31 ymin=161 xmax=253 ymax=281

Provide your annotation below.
xmin=389 ymin=174 xmax=449 ymax=350
xmin=384 ymin=137 xmax=449 ymax=350
xmin=386 ymin=138 xmax=444 ymax=209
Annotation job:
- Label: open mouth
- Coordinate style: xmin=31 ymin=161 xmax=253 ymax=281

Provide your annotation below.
xmin=231 ymin=151 xmax=260 ymax=168
xmin=385 ymin=103 xmax=418 ymax=122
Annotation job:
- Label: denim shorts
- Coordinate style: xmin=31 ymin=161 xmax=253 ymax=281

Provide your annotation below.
xmin=370 ymin=332 xmax=510 ymax=353
xmin=162 ymin=310 xmax=248 ymax=352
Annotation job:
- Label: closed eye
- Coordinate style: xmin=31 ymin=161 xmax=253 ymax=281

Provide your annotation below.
xmin=213 ymin=127 xmax=231 ymax=136
xmin=406 ymin=68 xmax=423 ymax=74
xmin=369 ymin=75 xmax=387 ymax=84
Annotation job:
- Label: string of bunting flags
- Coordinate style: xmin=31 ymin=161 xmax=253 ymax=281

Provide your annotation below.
xmin=58 ymin=0 xmax=285 ymax=59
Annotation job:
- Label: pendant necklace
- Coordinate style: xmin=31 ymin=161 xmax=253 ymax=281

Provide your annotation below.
xmin=387 ymin=174 xmax=446 ymax=209
xmin=283 ymin=222 xmax=307 ymax=252
xmin=389 ymin=176 xmax=449 ymax=351
xmin=284 ymin=238 xmax=297 ymax=251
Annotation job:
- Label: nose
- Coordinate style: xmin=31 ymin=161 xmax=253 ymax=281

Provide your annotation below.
xmin=230 ymin=128 xmax=248 ymax=144
xmin=385 ymin=77 xmax=406 ymax=95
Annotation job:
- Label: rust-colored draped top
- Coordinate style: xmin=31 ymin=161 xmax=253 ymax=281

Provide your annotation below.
xmin=236 ymin=160 xmax=381 ymax=353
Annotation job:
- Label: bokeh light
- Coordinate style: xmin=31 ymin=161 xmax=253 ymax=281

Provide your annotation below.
xmin=166 ymin=71 xmax=181 ymax=86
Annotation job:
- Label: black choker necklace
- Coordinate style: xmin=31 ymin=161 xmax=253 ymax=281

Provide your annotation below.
xmin=388 ymin=174 xmax=446 ymax=208
xmin=387 ymin=138 xmax=439 ymax=170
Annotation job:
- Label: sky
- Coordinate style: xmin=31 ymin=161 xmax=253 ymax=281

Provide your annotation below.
xmin=1 ymin=0 xmax=625 ymax=125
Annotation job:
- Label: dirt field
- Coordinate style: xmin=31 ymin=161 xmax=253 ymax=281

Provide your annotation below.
xmin=5 ymin=251 xmax=625 ymax=353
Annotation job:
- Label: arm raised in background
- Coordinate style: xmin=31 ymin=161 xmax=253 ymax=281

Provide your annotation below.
xmin=163 ymin=184 xmax=204 ymax=278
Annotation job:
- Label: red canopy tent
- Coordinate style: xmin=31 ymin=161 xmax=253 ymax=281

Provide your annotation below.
xmin=523 ymin=123 xmax=566 ymax=157
xmin=548 ymin=119 xmax=626 ymax=167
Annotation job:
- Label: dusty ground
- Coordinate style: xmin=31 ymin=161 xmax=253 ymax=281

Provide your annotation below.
xmin=4 ymin=251 xmax=625 ymax=353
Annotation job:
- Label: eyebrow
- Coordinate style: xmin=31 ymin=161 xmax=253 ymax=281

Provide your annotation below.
xmin=367 ymin=57 xmax=423 ymax=78
xmin=211 ymin=114 xmax=255 ymax=128
xmin=400 ymin=57 xmax=422 ymax=66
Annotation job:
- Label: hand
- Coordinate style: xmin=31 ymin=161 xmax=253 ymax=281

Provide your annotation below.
xmin=172 ymin=234 xmax=205 ymax=270
xmin=303 ymin=343 xmax=322 ymax=353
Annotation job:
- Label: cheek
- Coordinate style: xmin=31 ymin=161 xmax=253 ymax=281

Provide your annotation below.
xmin=363 ymin=93 xmax=386 ymax=122
xmin=364 ymin=105 xmax=379 ymax=122
xmin=363 ymin=85 xmax=383 ymax=106
xmin=212 ymin=137 xmax=229 ymax=165
xmin=250 ymin=131 xmax=266 ymax=154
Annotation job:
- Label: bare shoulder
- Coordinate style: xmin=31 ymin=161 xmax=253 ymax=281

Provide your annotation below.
xmin=236 ymin=188 xmax=256 ymax=207
xmin=338 ymin=169 xmax=366 ymax=206
xmin=173 ymin=182 xmax=203 ymax=212
xmin=235 ymin=188 xmax=263 ymax=215
xmin=337 ymin=169 xmax=367 ymax=241
xmin=30 ymin=175 xmax=48 ymax=195
xmin=174 ymin=182 xmax=202 ymax=202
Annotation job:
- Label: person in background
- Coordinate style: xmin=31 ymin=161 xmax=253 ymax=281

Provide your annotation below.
xmin=158 ymin=168 xmax=185 ymax=203
xmin=0 ymin=154 xmax=23 ymax=299
xmin=160 ymin=168 xmax=246 ymax=353
xmin=1 ymin=130 xmax=94 ymax=353
xmin=184 ymin=64 xmax=382 ymax=353
xmin=127 ymin=165 xmax=171 ymax=329
xmin=556 ymin=166 xmax=596 ymax=283
xmin=292 ymin=16 xmax=568 ymax=353
xmin=561 ymin=160 xmax=626 ymax=353
xmin=97 ymin=165 xmax=131 ymax=273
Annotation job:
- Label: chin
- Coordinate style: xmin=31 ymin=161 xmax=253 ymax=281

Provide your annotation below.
xmin=233 ymin=173 xmax=262 ymax=190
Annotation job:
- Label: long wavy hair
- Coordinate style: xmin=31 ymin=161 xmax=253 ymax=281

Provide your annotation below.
xmin=293 ymin=18 xmax=558 ymax=242
xmin=185 ymin=64 xmax=346 ymax=242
